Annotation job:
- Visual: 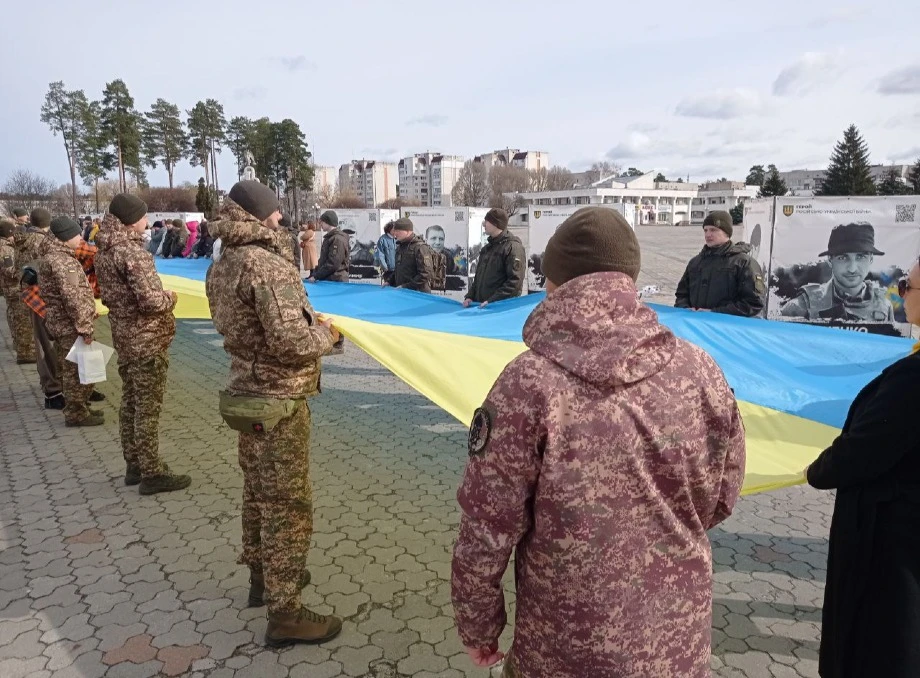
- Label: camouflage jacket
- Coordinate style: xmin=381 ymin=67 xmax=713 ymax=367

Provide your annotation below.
xmin=13 ymin=226 xmax=48 ymax=279
xmin=451 ymin=271 xmax=746 ymax=678
xmin=206 ymin=200 xmax=335 ymax=399
xmin=0 ymin=237 xmax=17 ymax=295
xmin=37 ymin=234 xmax=96 ymax=341
xmin=95 ymin=216 xmax=177 ymax=363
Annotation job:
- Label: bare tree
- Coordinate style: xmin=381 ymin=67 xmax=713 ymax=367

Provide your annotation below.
xmin=451 ymin=161 xmax=490 ymax=206
xmin=49 ymin=183 xmax=87 ymax=216
xmin=378 ymin=197 xmax=423 ymax=209
xmin=488 ymin=165 xmax=530 ymax=215
xmin=587 ymin=160 xmax=622 ymax=183
xmin=328 ymin=189 xmax=366 ymax=209
xmin=1 ymin=169 xmax=56 ymax=215
xmin=530 ymin=166 xmax=576 ymax=192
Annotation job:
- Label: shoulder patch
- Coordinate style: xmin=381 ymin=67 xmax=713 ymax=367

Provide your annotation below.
xmin=468 ymin=406 xmax=493 ymax=457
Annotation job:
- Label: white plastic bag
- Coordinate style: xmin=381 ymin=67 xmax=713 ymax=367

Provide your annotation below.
xmin=66 ymin=338 xmax=115 ymax=384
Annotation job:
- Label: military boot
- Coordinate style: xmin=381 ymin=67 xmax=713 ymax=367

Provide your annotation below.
xmin=65 ymin=413 xmax=104 ymax=427
xmin=139 ymin=469 xmax=191 ymax=496
xmin=265 ymin=607 xmax=342 ymax=647
xmin=248 ymin=568 xmax=313 ymax=607
xmin=124 ymin=464 xmax=142 ymax=486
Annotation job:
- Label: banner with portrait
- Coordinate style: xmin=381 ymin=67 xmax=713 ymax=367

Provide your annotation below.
xmin=769 ymin=196 xmax=920 ymax=337
xmin=325 ymin=209 xmax=394 ymax=282
xmin=740 ymin=198 xmax=775 ymax=314
xmin=401 ymin=207 xmax=480 ymax=292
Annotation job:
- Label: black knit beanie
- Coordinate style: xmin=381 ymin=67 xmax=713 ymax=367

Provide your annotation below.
xmin=392 ymin=218 xmax=414 ymax=232
xmin=228 ymin=180 xmax=281 ymax=221
xmin=702 ymin=211 xmax=733 ymax=238
xmin=320 ymin=211 xmax=339 ymax=228
xmin=30 ymin=208 xmax=52 ymax=229
xmin=542 ymin=207 xmax=641 ymax=285
xmin=0 ymin=220 xmax=14 ymax=238
xmin=50 ymin=216 xmax=81 ymax=242
xmin=109 ymin=193 xmax=148 ymax=225
xmin=484 ymin=208 xmax=509 ymax=230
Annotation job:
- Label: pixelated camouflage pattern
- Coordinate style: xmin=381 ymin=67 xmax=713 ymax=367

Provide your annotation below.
xmin=38 ymin=234 xmax=96 ymax=342
xmin=13 ymin=226 xmax=45 ymax=275
xmin=452 ymin=271 xmax=746 ymax=678
xmin=2 ymin=235 xmax=35 ymax=360
xmin=117 ymin=350 xmax=169 ymax=478
xmin=206 ymin=199 xmax=334 ymax=399
xmin=237 ymin=400 xmax=313 ymax=613
xmin=95 ymin=215 xmax=177 ymax=364
xmin=52 ymin=332 xmax=95 ymax=424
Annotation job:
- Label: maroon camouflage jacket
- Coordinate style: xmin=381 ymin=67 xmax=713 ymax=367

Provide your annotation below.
xmin=452 ymin=271 xmax=745 ymax=678
xmin=95 ymin=215 xmax=177 ymax=364
xmin=206 ymin=199 xmax=335 ymax=399
xmin=37 ymin=234 xmax=96 ymax=342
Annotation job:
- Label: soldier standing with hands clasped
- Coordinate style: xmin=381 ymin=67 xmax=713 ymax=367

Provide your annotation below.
xmin=464 ymin=208 xmax=526 ymax=308
xmin=207 ymin=180 xmax=342 ymax=647
xmin=95 ymin=193 xmax=191 ymax=495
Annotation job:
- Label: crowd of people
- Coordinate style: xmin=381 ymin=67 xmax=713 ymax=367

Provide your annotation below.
xmin=1 ymin=186 xmax=918 ymax=676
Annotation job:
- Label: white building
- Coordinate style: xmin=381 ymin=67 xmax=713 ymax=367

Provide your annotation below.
xmin=515 ymin=172 xmax=757 ymax=226
xmin=779 ymin=164 xmax=913 ymax=196
xmin=338 ymin=160 xmax=398 ymax=207
xmin=429 ymin=155 xmax=465 ymax=207
xmin=313 ymin=166 xmax=337 ymax=193
xmin=397 ymin=152 xmax=466 ymax=207
xmin=473 ymin=148 xmax=550 ymax=174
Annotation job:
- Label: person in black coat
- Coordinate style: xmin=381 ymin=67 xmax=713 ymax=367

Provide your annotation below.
xmin=805 ymin=258 xmax=920 ymax=678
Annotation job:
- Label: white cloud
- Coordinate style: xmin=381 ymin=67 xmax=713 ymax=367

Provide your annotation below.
xmin=406 ymin=114 xmax=449 ymax=127
xmin=877 ymin=65 xmax=920 ymax=95
xmin=233 ymin=86 xmax=266 ymax=101
xmin=773 ymin=51 xmax=844 ymax=96
xmin=674 ymin=89 xmax=764 ymax=120
xmin=276 ymin=55 xmax=316 ymax=73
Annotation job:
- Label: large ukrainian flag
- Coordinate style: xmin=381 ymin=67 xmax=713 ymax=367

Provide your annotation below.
xmin=147 ymin=259 xmax=913 ymax=496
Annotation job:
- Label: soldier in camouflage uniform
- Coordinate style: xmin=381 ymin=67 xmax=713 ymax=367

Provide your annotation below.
xmin=15 ymin=208 xmax=63 ymax=405
xmin=781 ymin=222 xmax=894 ymax=324
xmin=11 ymin=207 xmax=30 ymax=229
xmin=452 ymin=207 xmax=746 ymax=677
xmin=37 ymin=217 xmax=100 ymax=426
xmin=206 ymin=180 xmax=341 ymax=647
xmin=390 ymin=218 xmax=433 ymax=292
xmin=1 ymin=219 xmax=36 ymax=362
xmin=95 ymin=194 xmax=191 ymax=495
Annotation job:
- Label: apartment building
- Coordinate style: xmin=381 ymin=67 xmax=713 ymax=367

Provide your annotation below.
xmin=779 ymin=164 xmax=913 ymax=196
xmin=338 ymin=160 xmax=398 ymax=206
xmin=473 ymin=148 xmax=550 ymax=174
xmin=313 ymin=165 xmax=337 ymax=193
xmin=397 ymin=152 xmax=465 ymax=207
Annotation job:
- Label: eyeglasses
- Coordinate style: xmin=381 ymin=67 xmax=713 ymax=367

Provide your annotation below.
xmin=897 ymin=277 xmax=917 ymax=298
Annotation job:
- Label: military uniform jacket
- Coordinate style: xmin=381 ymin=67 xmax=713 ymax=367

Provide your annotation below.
xmin=37 ymin=235 xmax=96 ymax=341
xmin=675 ymin=241 xmax=765 ymax=317
xmin=206 ymin=200 xmax=335 ymax=399
xmin=13 ymin=227 xmax=47 ymax=280
xmin=394 ymin=235 xmax=432 ymax=293
xmin=452 ymin=272 xmax=746 ymax=678
xmin=95 ymin=217 xmax=177 ymax=364
xmin=0 ymin=237 xmax=17 ymax=295
xmin=780 ymin=279 xmax=894 ymax=323
xmin=466 ymin=231 xmax=526 ymax=303
xmin=313 ymin=228 xmax=350 ymax=282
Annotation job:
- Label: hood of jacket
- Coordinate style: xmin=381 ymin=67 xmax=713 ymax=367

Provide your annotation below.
xmin=702 ymin=241 xmax=752 ymax=258
xmin=210 ymin=199 xmax=290 ymax=259
xmin=13 ymin=226 xmax=46 ymax=249
xmin=95 ymin=214 xmax=143 ymax=251
xmin=398 ymin=234 xmax=423 ymax=248
xmin=37 ymin=232 xmax=73 ymax=258
xmin=524 ymin=272 xmax=677 ymax=387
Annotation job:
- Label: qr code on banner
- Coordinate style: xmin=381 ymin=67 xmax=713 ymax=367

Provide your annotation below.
xmin=896 ymin=204 xmax=916 ymax=223
xmin=455 ymin=211 xmax=465 ymax=222
xmin=369 ymin=213 xmax=377 ymax=221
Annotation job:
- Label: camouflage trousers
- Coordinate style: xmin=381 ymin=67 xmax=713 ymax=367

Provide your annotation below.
xmin=237 ymin=399 xmax=313 ymax=614
xmin=52 ymin=334 xmax=94 ymax=424
xmin=4 ymin=292 xmax=35 ymax=361
xmin=117 ymin=351 xmax=169 ymax=479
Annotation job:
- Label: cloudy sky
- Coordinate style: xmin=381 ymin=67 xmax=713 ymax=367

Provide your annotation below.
xmin=2 ymin=0 xmax=919 ymax=189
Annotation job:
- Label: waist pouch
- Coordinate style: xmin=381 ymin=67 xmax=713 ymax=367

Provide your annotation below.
xmin=218 ymin=391 xmax=300 ymax=433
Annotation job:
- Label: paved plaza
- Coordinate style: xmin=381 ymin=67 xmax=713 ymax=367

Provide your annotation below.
xmin=0 ymin=226 xmax=832 ymax=677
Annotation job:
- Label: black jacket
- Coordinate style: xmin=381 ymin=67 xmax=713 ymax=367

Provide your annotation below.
xmin=674 ymin=241 xmax=764 ymax=317
xmin=394 ymin=235 xmax=432 ymax=293
xmin=466 ymin=231 xmax=525 ymax=303
xmin=313 ymin=228 xmax=349 ymax=282
xmin=807 ymin=352 xmax=920 ymax=677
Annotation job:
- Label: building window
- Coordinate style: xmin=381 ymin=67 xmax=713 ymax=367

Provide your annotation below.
xmin=691 ymin=211 xmax=705 ymax=219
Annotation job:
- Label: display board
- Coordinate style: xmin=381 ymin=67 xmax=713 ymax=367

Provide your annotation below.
xmin=401 ymin=207 xmax=488 ymax=292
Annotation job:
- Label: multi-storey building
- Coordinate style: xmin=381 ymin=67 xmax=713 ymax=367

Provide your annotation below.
xmin=398 ymin=152 xmax=465 ymax=207
xmin=338 ymin=160 xmax=398 ymax=206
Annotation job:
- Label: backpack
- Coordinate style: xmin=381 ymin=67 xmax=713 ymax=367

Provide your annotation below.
xmin=426 ymin=245 xmax=447 ymax=291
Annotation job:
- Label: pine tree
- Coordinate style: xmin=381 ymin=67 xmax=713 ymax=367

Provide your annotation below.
xmin=142 ymin=99 xmax=189 ymax=189
xmin=729 ymin=202 xmax=744 ymax=225
xmin=76 ymin=102 xmax=115 ymax=212
xmin=909 ymin=158 xmax=920 ymax=194
xmin=226 ymin=116 xmax=253 ymax=181
xmin=816 ymin=124 xmax=876 ymax=196
xmin=653 ymin=172 xmax=667 ymax=183
xmin=100 ymin=79 xmax=143 ymax=193
xmin=758 ymin=164 xmax=787 ymax=197
xmin=41 ymin=82 xmax=89 ymax=217
xmin=195 ymin=178 xmax=214 ymax=217
xmin=876 ymin=168 xmax=912 ymax=196
xmin=745 ymin=165 xmax=766 ymax=188
xmin=187 ymin=99 xmax=227 ymax=194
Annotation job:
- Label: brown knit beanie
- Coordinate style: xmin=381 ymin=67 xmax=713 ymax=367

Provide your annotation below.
xmin=392 ymin=218 xmax=414 ymax=232
xmin=172 ymin=218 xmax=185 ymax=228
xmin=703 ymin=210 xmax=733 ymax=238
xmin=542 ymin=207 xmax=640 ymax=285
xmin=30 ymin=208 xmax=52 ymax=229
xmin=109 ymin=193 xmax=148 ymax=225
xmin=0 ymin=220 xmax=14 ymax=238
xmin=484 ymin=208 xmax=509 ymax=230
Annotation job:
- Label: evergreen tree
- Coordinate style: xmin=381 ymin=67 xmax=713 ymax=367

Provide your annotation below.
xmin=909 ymin=158 xmax=920 ymax=194
xmin=225 ymin=116 xmax=253 ymax=180
xmin=40 ymin=81 xmax=89 ymax=217
xmin=195 ymin=178 xmax=215 ymax=217
xmin=729 ymin=202 xmax=744 ymax=225
xmin=876 ymin=168 xmax=912 ymax=196
xmin=76 ymin=102 xmax=115 ymax=212
xmin=272 ymin=119 xmax=313 ymax=220
xmin=187 ymin=99 xmax=227 ymax=194
xmin=142 ymin=99 xmax=189 ymax=189
xmin=100 ymin=79 xmax=143 ymax=193
xmin=758 ymin=164 xmax=787 ymax=197
xmin=745 ymin=165 xmax=765 ymax=187
xmin=653 ymin=172 xmax=667 ymax=183
xmin=816 ymin=124 xmax=876 ymax=196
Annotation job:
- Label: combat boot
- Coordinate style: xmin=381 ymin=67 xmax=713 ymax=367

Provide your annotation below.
xmin=265 ymin=607 xmax=342 ymax=647
xmin=124 ymin=464 xmax=142 ymax=486
xmin=65 ymin=413 xmax=104 ymax=427
xmin=248 ymin=568 xmax=313 ymax=607
xmin=89 ymin=390 xmax=106 ymax=402
xmin=139 ymin=470 xmax=191 ymax=496
xmin=45 ymin=393 xmax=65 ymax=410
xmin=16 ymin=358 xmax=37 ymax=365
